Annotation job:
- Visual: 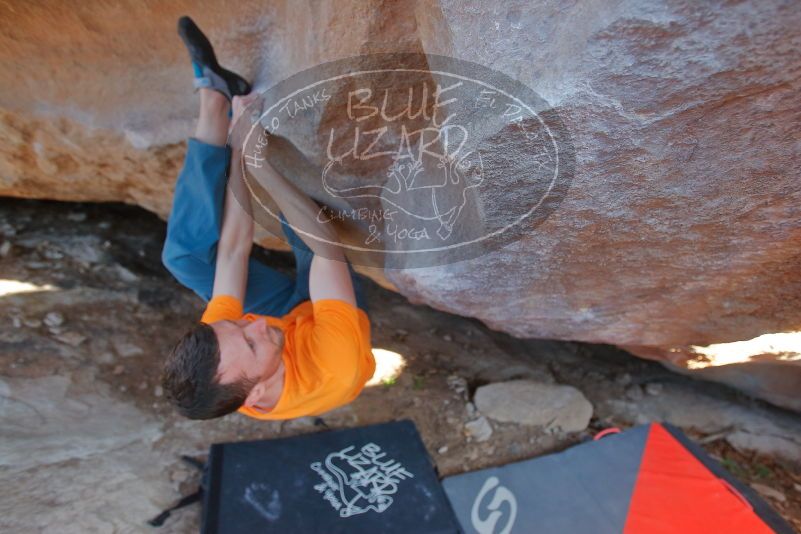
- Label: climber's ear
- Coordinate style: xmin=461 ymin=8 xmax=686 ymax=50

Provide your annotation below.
xmin=243 ymin=382 xmax=266 ymax=408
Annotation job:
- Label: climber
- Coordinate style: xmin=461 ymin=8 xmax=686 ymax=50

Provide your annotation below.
xmin=160 ymin=16 xmax=375 ymax=421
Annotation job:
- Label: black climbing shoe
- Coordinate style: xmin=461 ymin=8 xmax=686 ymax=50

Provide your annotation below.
xmin=177 ymin=16 xmax=251 ymax=100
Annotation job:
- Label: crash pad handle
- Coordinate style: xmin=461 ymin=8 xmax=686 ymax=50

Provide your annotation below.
xmin=720 ymin=478 xmax=753 ymax=510
xmin=593 ymin=428 xmax=622 ymax=440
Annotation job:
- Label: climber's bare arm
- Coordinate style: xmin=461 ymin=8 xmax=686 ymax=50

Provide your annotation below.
xmin=228 ymin=93 xmax=355 ymax=306
xmin=251 ymin=159 xmax=342 ymax=257
xmin=210 ymin=95 xmax=256 ymax=301
xmin=309 ymin=255 xmax=357 ymax=306
xmin=253 ymin=161 xmax=356 ymax=305
xmin=211 ymin=168 xmax=253 ymax=301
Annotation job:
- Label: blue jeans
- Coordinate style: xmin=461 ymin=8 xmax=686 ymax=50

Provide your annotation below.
xmin=162 ymin=138 xmax=367 ymax=317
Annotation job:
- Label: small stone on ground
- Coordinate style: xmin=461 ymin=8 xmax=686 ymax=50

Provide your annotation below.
xmin=465 ymin=416 xmax=493 ymax=442
xmin=475 ymin=380 xmax=593 ymax=433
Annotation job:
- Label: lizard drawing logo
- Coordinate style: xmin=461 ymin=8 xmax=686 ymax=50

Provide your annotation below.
xmin=310 ymin=442 xmax=414 ymax=518
xmin=322 ymin=123 xmax=484 ymax=240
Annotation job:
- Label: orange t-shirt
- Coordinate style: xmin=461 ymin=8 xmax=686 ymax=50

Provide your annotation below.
xmin=200 ymin=296 xmax=374 ymax=420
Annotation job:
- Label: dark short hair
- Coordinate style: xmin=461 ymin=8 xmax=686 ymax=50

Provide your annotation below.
xmin=161 ymin=322 xmax=257 ymax=420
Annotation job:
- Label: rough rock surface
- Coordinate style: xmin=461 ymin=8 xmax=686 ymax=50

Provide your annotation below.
xmin=0 ymin=375 xmax=162 ymax=471
xmin=0 ymin=2 xmax=800 ymax=405
xmin=474 ymin=380 xmax=593 ymax=432
xmin=599 ymin=383 xmax=801 ymax=461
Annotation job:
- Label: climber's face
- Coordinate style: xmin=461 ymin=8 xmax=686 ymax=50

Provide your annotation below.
xmin=211 ymin=319 xmax=284 ymax=386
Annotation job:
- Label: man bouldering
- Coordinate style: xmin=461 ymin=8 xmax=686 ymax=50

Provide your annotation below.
xmin=160 ymin=16 xmax=374 ymax=420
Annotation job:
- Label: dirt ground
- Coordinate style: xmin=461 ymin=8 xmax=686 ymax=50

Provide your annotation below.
xmin=1 ymin=198 xmax=800 ymax=533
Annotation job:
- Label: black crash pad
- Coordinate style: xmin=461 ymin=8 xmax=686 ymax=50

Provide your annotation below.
xmin=202 ymin=419 xmax=460 ymax=533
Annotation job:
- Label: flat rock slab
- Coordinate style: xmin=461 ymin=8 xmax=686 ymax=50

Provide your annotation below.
xmin=474 ymin=380 xmax=593 ymax=433
xmin=0 ymin=375 xmax=162 ymax=472
xmin=599 ymin=383 xmax=801 ymax=461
